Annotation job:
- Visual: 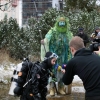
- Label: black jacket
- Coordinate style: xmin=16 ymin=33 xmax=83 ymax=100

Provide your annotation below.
xmin=30 ymin=61 xmax=50 ymax=95
xmin=76 ymin=33 xmax=89 ymax=46
xmin=21 ymin=60 xmax=51 ymax=100
xmin=17 ymin=60 xmax=50 ymax=100
xmin=62 ymin=48 xmax=100 ymax=97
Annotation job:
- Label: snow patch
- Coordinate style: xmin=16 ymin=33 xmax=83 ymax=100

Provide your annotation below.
xmin=0 ymin=63 xmax=17 ymax=84
xmin=73 ymin=75 xmax=82 ymax=83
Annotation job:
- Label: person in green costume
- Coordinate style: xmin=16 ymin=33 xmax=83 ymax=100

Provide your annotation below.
xmin=41 ymin=15 xmax=73 ymax=96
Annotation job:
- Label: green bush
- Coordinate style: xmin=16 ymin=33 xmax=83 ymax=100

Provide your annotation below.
xmin=0 ymin=9 xmax=100 ymax=60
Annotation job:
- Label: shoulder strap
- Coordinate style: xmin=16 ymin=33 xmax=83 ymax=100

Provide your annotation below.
xmin=25 ymin=60 xmax=38 ymax=82
xmin=34 ymin=62 xmax=42 ymax=71
xmin=23 ymin=61 xmax=41 ymax=88
xmin=25 ymin=60 xmax=32 ymax=82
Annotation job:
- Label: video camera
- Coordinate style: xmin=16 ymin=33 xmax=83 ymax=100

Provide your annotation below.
xmin=90 ymin=38 xmax=100 ymax=51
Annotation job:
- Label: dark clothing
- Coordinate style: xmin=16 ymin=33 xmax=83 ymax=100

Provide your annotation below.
xmin=17 ymin=61 xmax=33 ymax=87
xmin=62 ymin=48 xmax=100 ymax=99
xmin=14 ymin=60 xmax=33 ymax=96
xmin=30 ymin=62 xmax=49 ymax=98
xmin=76 ymin=33 xmax=89 ymax=46
xmin=85 ymin=96 xmax=100 ymax=100
xmin=20 ymin=60 xmax=51 ymax=100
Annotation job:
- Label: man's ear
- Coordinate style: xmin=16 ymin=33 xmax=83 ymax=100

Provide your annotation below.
xmin=71 ymin=47 xmax=74 ymax=52
xmin=70 ymin=46 xmax=75 ymax=53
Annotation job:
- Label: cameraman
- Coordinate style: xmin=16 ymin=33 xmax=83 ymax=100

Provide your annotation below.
xmin=91 ymin=27 xmax=100 ymax=40
xmin=62 ymin=36 xmax=100 ymax=100
xmin=95 ymin=27 xmax=100 ymax=37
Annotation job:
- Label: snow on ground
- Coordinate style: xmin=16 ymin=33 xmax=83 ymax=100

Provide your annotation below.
xmin=0 ymin=63 xmax=16 ymax=84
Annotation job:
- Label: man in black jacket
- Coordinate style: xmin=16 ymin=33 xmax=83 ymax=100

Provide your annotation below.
xmin=62 ymin=36 xmax=100 ymax=100
xmin=76 ymin=27 xmax=89 ymax=47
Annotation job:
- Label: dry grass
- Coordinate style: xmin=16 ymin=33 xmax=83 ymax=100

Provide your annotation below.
xmin=0 ymin=49 xmax=41 ymax=66
xmin=0 ymin=49 xmax=20 ymax=65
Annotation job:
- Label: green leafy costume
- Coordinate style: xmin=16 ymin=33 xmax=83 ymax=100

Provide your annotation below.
xmin=41 ymin=15 xmax=73 ymax=95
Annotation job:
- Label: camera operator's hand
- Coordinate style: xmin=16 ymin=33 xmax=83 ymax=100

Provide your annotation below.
xmin=91 ymin=33 xmax=96 ymax=38
xmin=94 ymin=46 xmax=100 ymax=56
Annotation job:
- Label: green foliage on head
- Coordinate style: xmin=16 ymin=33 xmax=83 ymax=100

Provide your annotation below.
xmin=55 ymin=15 xmax=71 ymax=33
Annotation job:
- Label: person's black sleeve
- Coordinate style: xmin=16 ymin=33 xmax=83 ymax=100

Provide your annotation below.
xmin=84 ymin=34 xmax=89 ymax=44
xmin=62 ymin=60 xmax=74 ymax=85
xmin=75 ymin=33 xmax=80 ymax=36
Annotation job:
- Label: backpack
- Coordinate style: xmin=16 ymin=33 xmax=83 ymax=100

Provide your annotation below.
xmin=9 ymin=58 xmax=40 ymax=96
xmin=23 ymin=61 xmax=41 ymax=88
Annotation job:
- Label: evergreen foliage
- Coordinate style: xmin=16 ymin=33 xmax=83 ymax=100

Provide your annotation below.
xmin=64 ymin=0 xmax=97 ymax=12
xmin=0 ymin=17 xmax=35 ymax=60
xmin=67 ymin=9 xmax=100 ymax=36
xmin=0 ymin=8 xmax=100 ymax=60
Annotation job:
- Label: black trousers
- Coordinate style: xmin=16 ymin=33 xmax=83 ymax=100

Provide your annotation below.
xmin=85 ymin=96 xmax=100 ymax=100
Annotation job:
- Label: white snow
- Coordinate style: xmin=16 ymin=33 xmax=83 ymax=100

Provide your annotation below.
xmin=96 ymin=0 xmax=100 ymax=5
xmin=72 ymin=75 xmax=85 ymax=93
xmin=0 ymin=63 xmax=16 ymax=84
xmin=72 ymin=86 xmax=85 ymax=93
xmin=73 ymin=75 xmax=82 ymax=83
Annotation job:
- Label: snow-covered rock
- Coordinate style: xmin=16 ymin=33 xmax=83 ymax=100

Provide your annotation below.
xmin=72 ymin=75 xmax=85 ymax=93
xmin=73 ymin=75 xmax=83 ymax=85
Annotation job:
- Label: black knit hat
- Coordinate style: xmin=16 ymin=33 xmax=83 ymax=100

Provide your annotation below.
xmin=43 ymin=52 xmax=58 ymax=69
xmin=45 ymin=52 xmax=53 ymax=59
xmin=42 ymin=52 xmax=54 ymax=69
xmin=95 ymin=27 xmax=100 ymax=30
xmin=78 ymin=27 xmax=84 ymax=32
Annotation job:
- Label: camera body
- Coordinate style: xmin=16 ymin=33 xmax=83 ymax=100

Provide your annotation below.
xmin=90 ymin=38 xmax=100 ymax=51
